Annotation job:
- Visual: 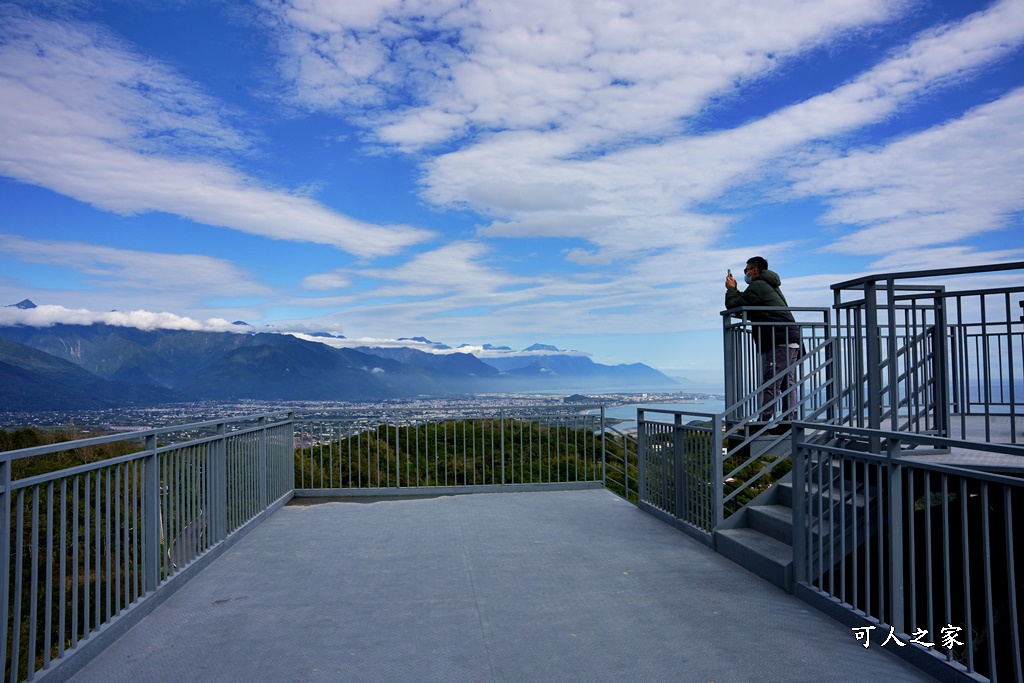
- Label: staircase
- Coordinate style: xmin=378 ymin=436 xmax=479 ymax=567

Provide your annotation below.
xmin=715 ymin=475 xmax=797 ymax=592
xmin=714 ymin=434 xmax=873 ymax=594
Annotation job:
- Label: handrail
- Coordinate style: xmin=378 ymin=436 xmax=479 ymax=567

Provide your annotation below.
xmin=830 ymin=260 xmax=1024 ymax=291
xmin=792 ymin=422 xmax=1023 ymax=683
xmin=1 ymin=414 xmax=295 ymax=683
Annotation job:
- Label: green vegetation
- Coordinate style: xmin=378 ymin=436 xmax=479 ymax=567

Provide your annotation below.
xmin=295 ymin=418 xmax=612 ymax=490
xmin=1 ymin=427 xmax=145 ymax=480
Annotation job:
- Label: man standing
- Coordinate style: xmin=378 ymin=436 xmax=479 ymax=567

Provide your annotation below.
xmin=725 ymin=256 xmax=801 ymax=424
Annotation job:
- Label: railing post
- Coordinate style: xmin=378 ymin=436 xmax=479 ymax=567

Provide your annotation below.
xmin=724 ymin=315 xmax=737 ymax=422
xmin=864 ymin=281 xmax=883 ymax=452
xmin=792 ymin=426 xmax=807 ymax=584
xmin=288 ymin=411 xmax=296 ymax=494
xmin=258 ymin=416 xmax=268 ymax=511
xmin=886 ymin=434 xmax=905 ymax=634
xmin=600 ymin=406 xmax=607 ymax=488
xmin=637 ymin=409 xmax=647 ymax=505
xmin=673 ymin=413 xmax=686 ymax=523
xmin=212 ymin=423 xmax=227 ymax=544
xmin=500 ymin=409 xmax=506 ymax=485
xmin=712 ymin=412 xmax=723 ymax=531
xmin=143 ymin=434 xmax=159 ymax=593
xmin=824 ymin=309 xmax=837 ymax=425
xmin=0 ymin=456 xmax=11 ymax=668
xmin=932 ymin=292 xmax=951 ymax=439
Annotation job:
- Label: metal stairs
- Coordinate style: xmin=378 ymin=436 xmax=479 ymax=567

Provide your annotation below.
xmin=715 ymin=476 xmax=797 ymax=592
xmin=714 ymin=435 xmax=873 ymax=594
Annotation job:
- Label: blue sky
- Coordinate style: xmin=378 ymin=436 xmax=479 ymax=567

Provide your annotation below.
xmin=1 ymin=0 xmax=1022 ymax=387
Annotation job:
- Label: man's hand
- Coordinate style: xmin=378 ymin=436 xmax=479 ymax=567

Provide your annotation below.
xmin=725 ymin=273 xmax=737 ymax=288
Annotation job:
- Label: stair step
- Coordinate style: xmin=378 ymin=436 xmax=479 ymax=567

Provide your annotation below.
xmin=747 ymin=504 xmax=793 ymax=545
xmin=778 ymin=481 xmax=793 ymax=507
xmin=715 ymin=528 xmax=793 ymax=592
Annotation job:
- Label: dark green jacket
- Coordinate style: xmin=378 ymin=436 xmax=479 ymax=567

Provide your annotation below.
xmin=725 ymin=270 xmax=800 ymax=352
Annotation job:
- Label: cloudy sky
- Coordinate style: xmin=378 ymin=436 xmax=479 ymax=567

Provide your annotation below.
xmin=1 ymin=0 xmax=1022 ymax=385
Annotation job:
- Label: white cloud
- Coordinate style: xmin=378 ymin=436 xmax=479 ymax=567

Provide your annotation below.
xmin=0 ymin=233 xmax=271 ymax=297
xmin=0 ymin=8 xmax=433 ymax=258
xmin=266 ymin=0 xmax=899 ymax=149
xmin=301 ymin=271 xmax=352 ymax=291
xmin=425 ymin=0 xmax=1024 ymax=261
xmin=792 ymin=88 xmax=1024 ymax=254
xmin=0 ymin=303 xmax=252 ymax=332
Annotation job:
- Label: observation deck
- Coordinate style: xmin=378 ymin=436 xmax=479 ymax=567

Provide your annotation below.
xmin=65 ymin=489 xmax=930 ymax=682
xmin=5 ymin=261 xmax=1022 ymax=683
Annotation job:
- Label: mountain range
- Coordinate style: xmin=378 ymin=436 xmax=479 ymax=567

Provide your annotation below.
xmin=0 ymin=311 xmax=678 ymax=410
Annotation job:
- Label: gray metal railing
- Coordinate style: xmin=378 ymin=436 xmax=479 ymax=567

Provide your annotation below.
xmin=1 ymin=414 xmax=294 ymax=683
xmin=722 ymin=306 xmax=834 ymax=426
xmin=792 ymin=423 xmax=1023 ymax=683
xmin=292 ymin=406 xmax=634 ymax=498
xmin=832 ymin=262 xmax=1024 ymax=444
xmin=636 ymin=409 xmax=722 ymax=544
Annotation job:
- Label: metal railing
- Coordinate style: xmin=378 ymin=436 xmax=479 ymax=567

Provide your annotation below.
xmin=292 ymin=405 xmax=636 ymax=499
xmin=722 ymin=306 xmax=835 ymax=426
xmin=1 ymin=414 xmax=293 ymax=683
xmin=1 ymin=403 xmax=641 ymax=683
xmin=792 ymin=423 xmax=1023 ymax=683
xmin=636 ymin=408 xmax=722 ymax=544
xmin=832 ymin=262 xmax=1024 ymax=444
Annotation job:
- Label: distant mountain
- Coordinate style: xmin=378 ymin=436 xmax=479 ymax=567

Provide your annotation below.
xmin=6 ymin=299 xmax=37 ymax=310
xmin=523 ymin=343 xmax=561 ymax=352
xmin=356 ymin=346 xmax=498 ymax=376
xmin=0 ymin=322 xmax=678 ymax=410
xmin=458 ymin=343 xmax=513 ymax=351
xmin=0 ymin=338 xmax=179 ymax=410
xmin=398 ymin=336 xmax=452 ymax=350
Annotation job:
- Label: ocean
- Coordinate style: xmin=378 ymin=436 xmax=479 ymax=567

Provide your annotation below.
xmin=587 ymin=398 xmax=727 ymax=432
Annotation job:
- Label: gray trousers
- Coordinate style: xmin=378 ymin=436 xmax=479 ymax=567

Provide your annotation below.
xmin=762 ymin=345 xmax=801 ymax=421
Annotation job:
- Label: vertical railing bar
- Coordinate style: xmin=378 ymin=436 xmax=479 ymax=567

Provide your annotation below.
xmin=71 ymin=475 xmax=79 ymax=649
xmin=44 ymin=480 xmax=54 ymax=670
xmin=925 ymin=470 xmax=934 ymax=641
xmin=58 ymin=477 xmax=67 ymax=659
xmin=980 ymin=483 xmax=996 ymax=681
xmin=143 ymin=434 xmax=159 ymax=595
xmin=852 ymin=460 xmax=859 ymax=611
xmin=0 ymin=457 xmax=8 ymax=683
xmin=115 ymin=465 xmax=122 ymax=615
xmin=28 ymin=487 xmax=40 ymax=679
xmin=329 ymin=422 xmax=335 ymax=489
xmin=826 ymin=452 xmax=834 ymax=598
xmin=886 ymin=438 xmax=903 ymax=633
xmin=942 ymin=475 xmax=953 ymax=663
xmin=355 ymin=424 xmax=361 ymax=489
xmin=876 ymin=460 xmax=884 ymax=622
xmin=11 ymin=489 xmax=24 ymax=683
xmin=83 ymin=470 xmax=90 ymax=636
xmin=960 ymin=477 xmax=974 ymax=673
xmin=105 ymin=465 xmax=112 ymax=620
xmin=1004 ymin=486 xmax=1021 ymax=683
xmin=907 ymin=467 xmax=916 ymax=634
xmin=815 ymin=451 xmax=825 ymax=590
xmin=839 ymin=454 xmax=847 ymax=605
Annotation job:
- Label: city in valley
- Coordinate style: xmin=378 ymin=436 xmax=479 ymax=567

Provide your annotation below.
xmin=0 ymin=391 xmax=724 ymax=434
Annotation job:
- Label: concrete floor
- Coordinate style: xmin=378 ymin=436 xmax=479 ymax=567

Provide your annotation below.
xmin=69 ymin=489 xmax=935 ymax=683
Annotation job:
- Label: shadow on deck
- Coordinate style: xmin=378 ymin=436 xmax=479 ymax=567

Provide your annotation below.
xmin=68 ymin=489 xmax=932 ymax=683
